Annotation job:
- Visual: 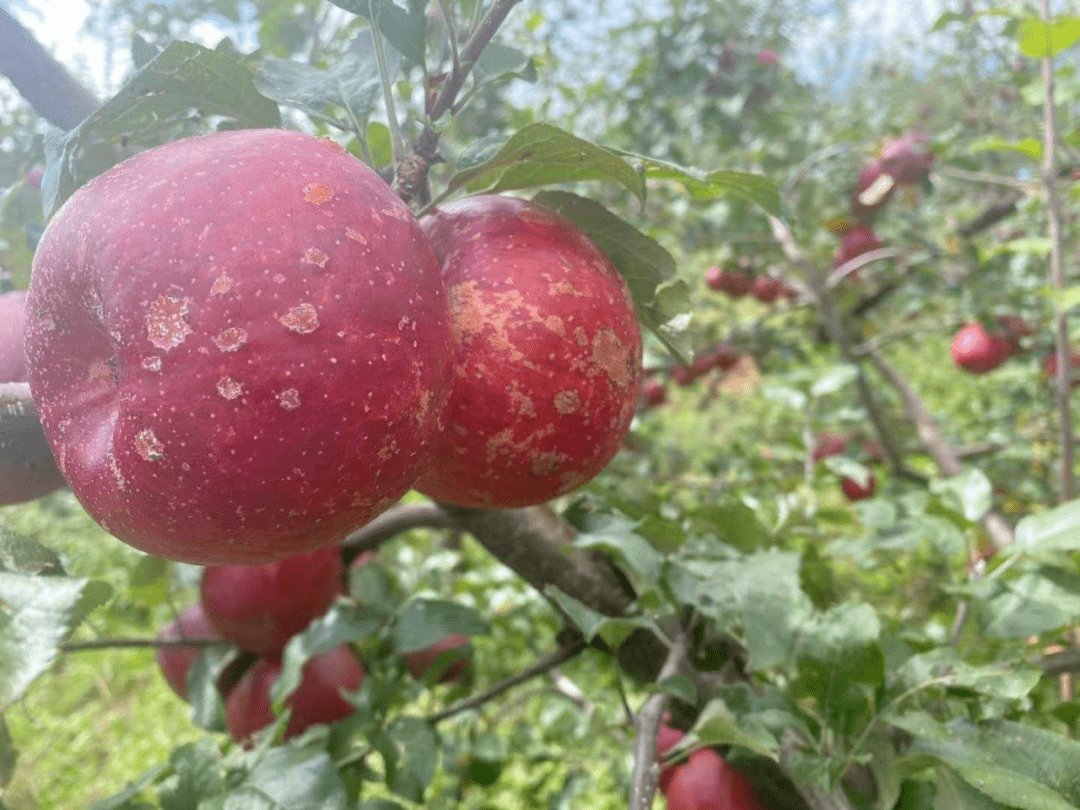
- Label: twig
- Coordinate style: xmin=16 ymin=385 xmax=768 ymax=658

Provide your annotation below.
xmin=60 ymin=637 xmax=228 ymax=652
xmin=629 ymin=626 xmax=689 ymax=810
xmin=339 ymin=501 xmax=456 ymax=565
xmin=426 ymin=638 xmax=587 ymax=724
xmin=936 ymin=165 xmax=1035 ymax=191
xmin=781 ymin=729 xmax=856 ymax=810
xmin=825 ymin=246 xmax=908 ymax=289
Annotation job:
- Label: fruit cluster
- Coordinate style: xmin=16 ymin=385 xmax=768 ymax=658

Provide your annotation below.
xmin=156 ymin=547 xmax=471 ymax=746
xmin=813 ymin=429 xmax=885 ymax=502
xmin=16 ymin=128 xmax=643 ymax=565
xmin=656 ymin=721 xmax=764 ymax=810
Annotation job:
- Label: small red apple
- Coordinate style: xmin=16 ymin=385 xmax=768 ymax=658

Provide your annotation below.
xmin=841 ymin=475 xmax=877 ymax=501
xmin=401 ymin=633 xmax=472 ymax=684
xmin=951 ymin=323 xmax=1012 ymax=374
xmin=812 ymin=430 xmax=852 ymax=461
xmin=850 ymin=159 xmax=896 ymax=219
xmin=201 ymin=545 xmax=343 ymax=654
xmin=415 ymin=195 xmax=642 ymax=508
xmin=156 ymin=603 xmax=222 ymax=700
xmin=225 ymin=645 xmax=365 ymax=746
xmin=24 ymin=165 xmax=43 ymax=190
xmin=880 ymin=130 xmax=934 ymax=185
xmin=705 ymin=266 xmax=751 ymax=298
xmin=24 ymin=129 xmax=453 ymax=565
xmin=641 ymin=378 xmax=667 ymax=407
xmin=662 ymin=748 xmax=764 ymax=810
xmin=754 ymin=48 xmax=780 ymax=66
xmin=834 ymin=225 xmax=883 ymax=269
xmin=749 ymin=276 xmax=783 ymax=304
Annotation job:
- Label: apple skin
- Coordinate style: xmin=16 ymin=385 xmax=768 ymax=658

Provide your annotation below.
xmin=705 ymin=266 xmax=751 ymax=298
xmin=841 ymin=475 xmax=877 ymax=501
xmin=225 ymin=645 xmax=365 ymax=746
xmin=401 ymin=633 xmax=472 ymax=684
xmin=951 ymin=323 xmax=1012 ymax=374
xmin=415 ymin=196 xmax=642 ymax=508
xmin=24 ymin=129 xmax=452 ymax=564
xmin=834 ymin=225 xmax=883 ymax=269
xmin=656 ymin=720 xmax=685 ymax=793
xmin=749 ymin=276 xmax=783 ymax=304
xmin=812 ymin=430 xmax=852 ymax=462
xmin=0 ymin=291 xmax=67 ymax=504
xmin=662 ymin=748 xmax=764 ymax=810
xmin=200 ymin=545 xmax=343 ymax=654
xmin=156 ymin=603 xmax=221 ymax=700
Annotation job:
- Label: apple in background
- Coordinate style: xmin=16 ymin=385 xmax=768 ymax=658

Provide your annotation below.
xmin=996 ymin=314 xmax=1035 ymax=350
xmin=850 ymin=159 xmax=896 ymax=219
xmin=834 ymin=225 xmax=883 ymax=269
xmin=201 ymin=545 xmax=343 ymax=654
xmin=24 ymin=165 xmax=43 ymax=190
xmin=951 ymin=323 xmax=1012 ymax=374
xmin=225 ymin=645 xmax=365 ymax=746
xmin=24 ymin=128 xmax=453 ymax=565
xmin=704 ymin=343 xmax=741 ymax=371
xmin=754 ymin=48 xmax=780 ymax=66
xmin=705 ymin=266 xmax=752 ymax=298
xmin=811 ymin=430 xmax=852 ymax=461
xmin=880 ymin=130 xmax=935 ymax=185
xmin=155 ymin=603 xmax=222 ymax=700
xmin=662 ymin=748 xmax=765 ymax=810
xmin=641 ymin=378 xmax=667 ymax=407
xmin=1043 ymin=349 xmax=1080 ymax=388
xmin=749 ymin=276 xmax=783 ymax=304
xmin=416 ymin=195 xmax=642 ymax=509
xmin=0 ymin=290 xmax=28 ymax=383
xmin=841 ymin=475 xmax=877 ymax=501
xmin=402 ymin=633 xmax=472 ymax=684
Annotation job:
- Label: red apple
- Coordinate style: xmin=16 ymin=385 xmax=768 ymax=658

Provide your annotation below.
xmin=0 ymin=291 xmax=28 ymax=383
xmin=200 ymin=545 xmax=343 ymax=654
xmin=880 ymin=130 xmax=934 ymax=185
xmin=951 ymin=323 xmax=1012 ymax=374
xmin=401 ymin=633 xmax=472 ymax=684
xmin=225 ymin=646 xmax=365 ymax=746
xmin=24 ymin=129 xmax=453 ymax=565
xmin=850 ymin=159 xmax=896 ymax=219
xmin=641 ymin=378 xmax=667 ymax=407
xmin=705 ymin=266 xmax=751 ymax=298
xmin=704 ymin=343 xmax=741 ymax=371
xmin=1043 ymin=349 xmax=1080 ymax=387
xmin=834 ymin=225 xmax=883 ymax=269
xmin=656 ymin=720 xmax=685 ymax=793
xmin=749 ymin=276 xmax=783 ymax=304
xmin=754 ymin=48 xmax=780 ymax=66
xmin=812 ymin=430 xmax=852 ymax=461
xmin=662 ymin=748 xmax=764 ymax=810
xmin=24 ymin=165 xmax=43 ymax=190
xmin=156 ymin=603 xmax=222 ymax=700
xmin=415 ymin=196 xmax=642 ymax=508
xmin=841 ymin=475 xmax=877 ymax=501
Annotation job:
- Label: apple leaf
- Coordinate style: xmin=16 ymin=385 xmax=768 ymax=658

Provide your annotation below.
xmin=157 ymin=739 xmax=226 ymax=810
xmin=0 ymin=527 xmax=63 ymax=575
xmin=0 ymin=572 xmax=112 ymax=709
xmin=471 ymin=42 xmax=537 ymax=84
xmin=255 ymin=30 xmax=400 ymax=135
xmin=1017 ymin=16 xmax=1080 ymax=58
xmin=0 ymin=715 xmax=15 ymax=789
xmin=43 ymin=40 xmax=281 ymax=216
xmin=325 ymin=0 xmax=426 ymax=65
xmin=187 ymin=646 xmax=243 ymax=731
xmin=391 ymin=599 xmax=489 ymax=655
xmin=1052 ymin=286 xmax=1080 ymax=313
xmin=87 ymin=763 xmax=169 ymax=810
xmin=968 ymin=135 xmax=1042 ymax=158
xmin=1012 ymin=498 xmax=1080 ymax=553
xmin=384 ymin=717 xmax=438 ymax=802
xmin=895 ymin=648 xmax=1040 ymax=701
xmin=933 ymin=767 xmax=1015 ymax=810
xmin=930 ymin=469 xmax=993 ymax=523
xmin=219 ymin=746 xmax=349 ymax=810
xmin=968 ymin=567 xmax=1080 ymax=638
xmin=690 ymin=698 xmax=779 ymax=759
xmin=893 ymin=713 xmax=1080 ymax=810
xmin=444 ymin=123 xmax=646 ymax=200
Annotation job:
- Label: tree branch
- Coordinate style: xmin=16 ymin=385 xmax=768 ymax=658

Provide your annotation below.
xmin=340 ymin=501 xmax=456 ymax=565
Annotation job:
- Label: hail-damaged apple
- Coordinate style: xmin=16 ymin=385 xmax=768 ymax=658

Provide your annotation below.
xmin=416 ymin=196 xmax=643 ymax=508
xmin=24 ymin=129 xmax=452 ymax=564
xmin=200 ymin=545 xmax=343 ymax=654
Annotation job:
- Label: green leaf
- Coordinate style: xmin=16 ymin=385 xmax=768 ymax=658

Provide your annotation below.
xmin=1013 ymin=499 xmax=1080 ymax=553
xmin=978 ymin=567 xmax=1080 ymax=638
xmin=325 ymin=0 xmax=426 ymax=65
xmin=0 ymin=714 xmax=15 ymax=788
xmin=444 ymin=123 xmax=646 ymax=199
xmin=472 ymin=42 xmax=537 ymax=83
xmin=44 ymin=41 xmax=280 ymax=215
xmin=273 ymin=602 xmax=385 ymax=704
xmin=187 ymin=645 xmax=241 ymax=731
xmin=1052 ymin=286 xmax=1080 ymax=313
xmin=391 ymin=599 xmax=489 ymax=655
xmin=546 ymin=588 xmax=608 ymax=641
xmin=896 ymin=648 xmax=1041 ymax=701
xmin=255 ymin=30 xmax=400 ymax=133
xmin=243 ymin=746 xmax=349 ymax=810
xmin=158 ymin=738 xmax=226 ymax=810
xmin=0 ymin=527 xmax=63 ymax=575
xmin=385 ymin=716 xmax=438 ymax=802
xmin=931 ymin=469 xmax=993 ymax=522
xmin=88 ymin=764 xmax=169 ymax=810
xmin=655 ymin=675 xmax=697 ymax=705
xmin=968 ymin=136 xmax=1042 ymax=158
xmin=128 ymin=555 xmax=167 ymax=587
xmin=933 ymin=766 xmax=1015 ymax=810
xmin=811 ymin=364 xmax=858 ymax=397
xmin=690 ymin=698 xmax=779 ymax=759
xmin=797 ymin=602 xmax=881 ymax=667
xmin=573 ymin=513 xmax=663 ymax=586
xmin=1017 ymin=17 xmax=1080 ymax=57
xmin=610 ymin=150 xmax=781 ymax=216
xmin=894 ymin=713 xmax=1080 ymax=810
xmin=0 ymin=573 xmax=112 ymax=708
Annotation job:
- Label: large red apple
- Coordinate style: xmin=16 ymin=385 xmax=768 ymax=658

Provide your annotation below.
xmin=401 ymin=633 xmax=472 ymax=684
xmin=662 ymin=748 xmax=764 ymax=810
xmin=705 ymin=266 xmax=751 ymax=298
xmin=415 ymin=196 xmax=642 ymax=508
xmin=951 ymin=323 xmax=1012 ymax=374
xmin=24 ymin=129 xmax=452 ymax=564
xmin=156 ymin=603 xmax=223 ymax=700
xmin=0 ymin=292 xmax=67 ymax=504
xmin=225 ymin=645 xmax=365 ymax=746
xmin=200 ymin=545 xmax=343 ymax=654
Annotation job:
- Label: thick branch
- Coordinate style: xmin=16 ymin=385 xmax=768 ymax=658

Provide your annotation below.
xmin=0 ymin=8 xmax=98 ymax=129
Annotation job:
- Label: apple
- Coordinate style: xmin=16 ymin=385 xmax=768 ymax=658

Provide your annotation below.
xmin=24 ymin=165 xmax=43 ymax=190
xmin=662 ymin=748 xmax=764 ymax=810
xmin=880 ymin=130 xmax=934 ymax=185
xmin=951 ymin=323 xmax=1012 ymax=374
xmin=1043 ymin=349 xmax=1080 ymax=387
xmin=841 ymin=475 xmax=877 ymax=501
xmin=754 ymin=48 xmax=780 ymax=66
xmin=641 ymin=378 xmax=668 ymax=407
xmin=225 ymin=645 xmax=365 ymax=746
xmin=705 ymin=266 xmax=751 ymax=298
xmin=155 ymin=603 xmax=222 ymax=700
xmin=749 ymin=276 xmax=783 ymax=304
xmin=850 ymin=159 xmax=896 ymax=219
xmin=402 ymin=633 xmax=472 ymax=684
xmin=811 ymin=430 xmax=852 ymax=461
xmin=24 ymin=129 xmax=453 ymax=565
xmin=0 ymin=291 xmax=67 ymax=504
xmin=834 ymin=225 xmax=883 ymax=269
xmin=201 ymin=545 xmax=343 ymax=654
xmin=656 ymin=720 xmax=685 ymax=793
xmin=415 ymin=195 xmax=643 ymax=508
